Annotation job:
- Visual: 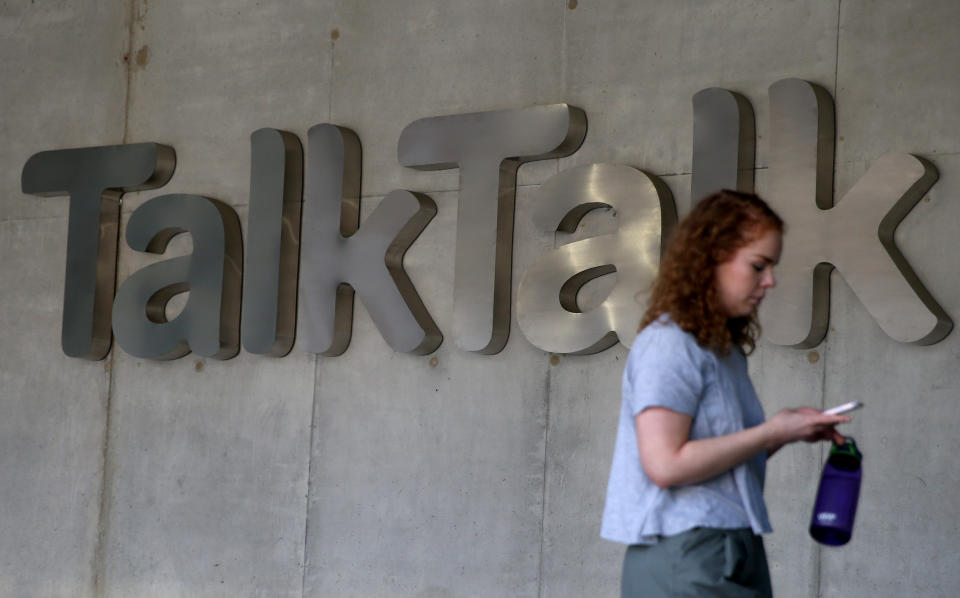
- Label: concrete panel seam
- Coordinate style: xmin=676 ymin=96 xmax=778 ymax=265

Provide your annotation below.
xmin=93 ymin=5 xmax=138 ymax=595
xmin=327 ymin=20 xmax=335 ymax=124
xmin=120 ymin=0 xmax=139 ymax=145
xmin=823 ymin=2 xmax=839 ymax=589
xmin=561 ymin=0 xmax=568 ymax=97
xmin=91 ymin=353 xmax=116 ymax=598
xmin=299 ymin=353 xmax=321 ymax=598
xmin=833 ymin=0 xmax=842 ymax=97
xmin=536 ymin=364 xmax=552 ymax=598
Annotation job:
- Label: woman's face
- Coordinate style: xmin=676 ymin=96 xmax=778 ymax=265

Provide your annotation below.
xmin=715 ymin=227 xmax=782 ymax=318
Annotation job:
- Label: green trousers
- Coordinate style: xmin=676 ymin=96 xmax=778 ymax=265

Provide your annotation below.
xmin=621 ymin=527 xmax=773 ymax=597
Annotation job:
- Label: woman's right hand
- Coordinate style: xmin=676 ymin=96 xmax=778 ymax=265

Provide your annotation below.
xmin=766 ymin=407 xmax=851 ymax=451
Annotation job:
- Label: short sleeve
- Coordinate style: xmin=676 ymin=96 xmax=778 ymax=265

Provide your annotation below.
xmin=623 ymin=321 xmax=707 ymax=418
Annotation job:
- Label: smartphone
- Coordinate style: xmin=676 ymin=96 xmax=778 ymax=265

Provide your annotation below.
xmin=823 ymin=401 xmax=863 ymax=416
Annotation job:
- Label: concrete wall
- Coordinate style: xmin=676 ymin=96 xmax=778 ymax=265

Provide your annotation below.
xmin=1 ymin=1 xmax=958 ymax=596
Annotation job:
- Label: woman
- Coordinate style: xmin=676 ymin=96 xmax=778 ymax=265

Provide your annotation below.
xmin=601 ymin=190 xmax=850 ymax=597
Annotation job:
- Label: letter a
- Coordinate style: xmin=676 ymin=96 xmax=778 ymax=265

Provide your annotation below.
xmin=112 ymin=194 xmax=243 ymax=359
xmin=517 ymin=164 xmax=676 ymax=353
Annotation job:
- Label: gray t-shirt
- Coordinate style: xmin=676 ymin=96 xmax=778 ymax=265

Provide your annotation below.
xmin=601 ymin=316 xmax=772 ymax=545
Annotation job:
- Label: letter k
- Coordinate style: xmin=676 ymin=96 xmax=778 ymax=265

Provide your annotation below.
xmin=760 ymin=78 xmax=951 ymax=347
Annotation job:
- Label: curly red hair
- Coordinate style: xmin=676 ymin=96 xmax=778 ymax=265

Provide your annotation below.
xmin=639 ymin=190 xmax=784 ymax=355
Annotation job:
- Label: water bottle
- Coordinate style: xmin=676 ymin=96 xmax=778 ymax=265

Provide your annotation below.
xmin=809 ymin=437 xmax=863 ymax=546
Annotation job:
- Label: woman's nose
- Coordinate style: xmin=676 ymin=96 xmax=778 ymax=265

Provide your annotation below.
xmin=763 ymin=268 xmax=776 ymax=288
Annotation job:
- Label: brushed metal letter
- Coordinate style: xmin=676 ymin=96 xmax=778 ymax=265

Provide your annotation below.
xmin=21 ymin=143 xmax=174 ymax=359
xmin=242 ymin=129 xmax=303 ymax=356
xmin=517 ymin=164 xmax=676 ymax=354
xmin=112 ymin=194 xmax=243 ymax=359
xmin=398 ymin=104 xmax=587 ymax=354
xmin=761 ymin=78 xmax=952 ymax=346
xmin=299 ymin=124 xmax=441 ymax=355
xmin=691 ymin=88 xmax=755 ymax=203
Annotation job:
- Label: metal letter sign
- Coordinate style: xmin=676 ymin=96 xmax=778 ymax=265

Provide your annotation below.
xmin=112 ymin=194 xmax=243 ymax=359
xmin=21 ymin=144 xmax=175 ymax=359
xmin=22 ymin=92 xmax=954 ymax=361
xmin=759 ymin=79 xmax=952 ymax=346
xmin=398 ymin=105 xmax=587 ymax=354
xmin=517 ymin=164 xmax=676 ymax=353
xmin=691 ymin=88 xmax=756 ymax=201
xmin=242 ymin=128 xmax=303 ymax=356
xmin=298 ymin=124 xmax=442 ymax=355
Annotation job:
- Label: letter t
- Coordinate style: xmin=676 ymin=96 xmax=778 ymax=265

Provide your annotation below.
xmin=398 ymin=105 xmax=586 ymax=353
xmin=21 ymin=144 xmax=175 ymax=359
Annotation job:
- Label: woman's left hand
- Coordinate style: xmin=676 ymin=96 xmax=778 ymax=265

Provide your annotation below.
xmin=767 ymin=407 xmax=850 ymax=447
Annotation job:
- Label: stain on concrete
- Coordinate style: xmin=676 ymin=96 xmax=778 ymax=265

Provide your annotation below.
xmin=331 ymin=28 xmax=340 ymax=41
xmin=549 ymin=354 xmax=560 ymax=366
xmin=194 ymin=359 xmax=205 ymax=372
xmin=807 ymin=350 xmax=820 ymax=364
xmin=429 ymin=356 xmax=439 ymax=368
xmin=568 ymin=0 xmax=578 ymax=9
xmin=134 ymin=0 xmax=149 ymax=31
xmin=134 ymin=45 xmax=149 ymax=69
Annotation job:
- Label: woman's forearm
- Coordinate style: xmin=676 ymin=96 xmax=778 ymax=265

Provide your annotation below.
xmin=638 ymin=412 xmax=776 ymax=488
xmin=636 ymin=406 xmax=849 ymax=489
